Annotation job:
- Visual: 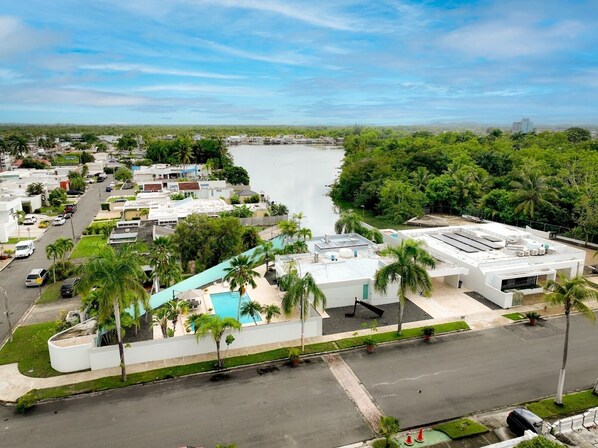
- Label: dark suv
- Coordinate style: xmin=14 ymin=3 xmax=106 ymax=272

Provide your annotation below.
xmin=507 ymin=408 xmax=543 ymax=436
xmin=61 ymin=277 xmax=79 ymax=297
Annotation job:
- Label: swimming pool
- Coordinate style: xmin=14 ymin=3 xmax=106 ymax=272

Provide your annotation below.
xmin=210 ymin=291 xmax=262 ymax=325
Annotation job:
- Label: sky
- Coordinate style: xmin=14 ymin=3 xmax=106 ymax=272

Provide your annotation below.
xmin=0 ymin=0 xmax=597 ymax=126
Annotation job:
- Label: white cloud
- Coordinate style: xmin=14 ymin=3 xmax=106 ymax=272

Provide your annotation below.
xmin=79 ymin=63 xmax=244 ymax=79
xmin=0 ymin=16 xmax=61 ymax=58
xmin=134 ymin=83 xmax=269 ymax=96
xmin=196 ymin=39 xmax=314 ymax=66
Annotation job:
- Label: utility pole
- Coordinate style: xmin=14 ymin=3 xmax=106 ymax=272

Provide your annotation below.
xmin=70 ymin=214 xmax=76 ymax=242
xmin=2 ymin=286 xmax=13 ymax=342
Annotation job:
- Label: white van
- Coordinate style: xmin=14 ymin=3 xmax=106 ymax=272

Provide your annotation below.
xmin=15 ymin=240 xmax=35 ymax=258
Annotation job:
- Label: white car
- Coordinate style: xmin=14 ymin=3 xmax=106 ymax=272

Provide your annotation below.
xmin=53 ymin=216 xmax=66 ymax=226
xmin=23 ymin=215 xmax=37 ymax=225
xmin=15 ymin=240 xmax=35 ymax=258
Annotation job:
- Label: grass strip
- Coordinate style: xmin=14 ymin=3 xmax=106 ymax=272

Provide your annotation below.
xmin=502 ymin=312 xmax=525 ymax=321
xmin=336 ymin=321 xmax=469 ymax=349
xmin=433 ymin=418 xmax=489 ymax=439
xmin=69 ymin=235 xmax=107 ymax=259
xmin=0 ymin=322 xmax=62 ymax=378
xmin=37 ymin=283 xmax=62 ymax=305
xmin=526 ymin=390 xmax=598 ymax=418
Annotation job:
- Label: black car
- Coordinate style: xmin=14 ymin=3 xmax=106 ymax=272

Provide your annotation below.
xmin=61 ymin=277 xmax=80 ymax=298
xmin=66 ymin=190 xmax=83 ymax=195
xmin=507 ymin=408 xmax=544 ymax=436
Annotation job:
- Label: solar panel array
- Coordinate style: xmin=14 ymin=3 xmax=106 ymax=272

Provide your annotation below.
xmin=431 ymin=232 xmax=503 ymax=253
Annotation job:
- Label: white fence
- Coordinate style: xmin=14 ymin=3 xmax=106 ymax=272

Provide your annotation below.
xmin=552 ymin=407 xmax=598 ymax=434
xmin=49 ymin=316 xmax=322 ymax=372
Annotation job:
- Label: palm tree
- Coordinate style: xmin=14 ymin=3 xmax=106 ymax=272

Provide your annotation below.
xmin=148 ymin=236 xmax=181 ymax=293
xmin=334 ymin=209 xmax=362 ymax=234
xmin=7 ymin=134 xmax=30 ymax=158
xmin=379 ymin=416 xmax=400 ymax=448
xmin=55 ymin=237 xmax=74 ymax=262
xmin=277 ymin=220 xmax=298 ymax=244
xmin=297 ymin=227 xmax=312 ymax=241
xmin=78 ymin=244 xmax=148 ymax=381
xmin=262 ymin=304 xmax=281 ymax=324
xmin=152 ymin=306 xmax=170 ymax=338
xmin=410 ymin=167 xmax=432 ymax=191
xmin=510 ymin=171 xmax=556 ymax=218
xmin=223 ymin=254 xmax=260 ymax=321
xmin=240 ymin=300 xmax=262 ymax=325
xmin=0 ymin=138 xmax=8 ymax=171
xmin=281 ymin=272 xmax=326 ymax=352
xmin=166 ymin=299 xmax=190 ymax=335
xmin=292 ymin=211 xmax=305 ymax=229
xmin=45 ymin=242 xmax=61 ymax=283
xmin=177 ymin=137 xmax=194 ymax=174
xmin=254 ymin=241 xmax=276 ymax=271
xmin=374 ymin=239 xmax=436 ymax=334
xmin=187 ymin=314 xmax=241 ymax=369
xmin=544 ymin=274 xmax=597 ymax=405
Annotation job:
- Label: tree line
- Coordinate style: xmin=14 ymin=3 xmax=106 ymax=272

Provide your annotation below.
xmin=332 ymin=127 xmax=598 ymax=243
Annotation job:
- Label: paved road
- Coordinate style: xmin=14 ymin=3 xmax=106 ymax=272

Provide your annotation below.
xmin=0 ymin=178 xmax=111 ymax=344
xmin=1 ymin=315 xmax=597 ymax=448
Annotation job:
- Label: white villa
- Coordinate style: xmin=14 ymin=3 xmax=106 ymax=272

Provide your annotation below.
xmin=386 ymin=223 xmax=585 ymax=308
xmin=132 ymin=164 xmax=208 ymax=182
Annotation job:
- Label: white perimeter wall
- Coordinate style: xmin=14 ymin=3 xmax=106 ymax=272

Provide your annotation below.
xmin=50 ymin=317 xmax=323 ymax=372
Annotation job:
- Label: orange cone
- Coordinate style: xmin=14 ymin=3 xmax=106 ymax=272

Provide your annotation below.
xmin=415 ymin=428 xmax=424 ymax=443
xmin=404 ymin=432 xmax=414 ymax=446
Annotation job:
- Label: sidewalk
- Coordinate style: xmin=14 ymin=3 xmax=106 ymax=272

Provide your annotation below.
xmin=1 ymin=299 xmax=583 ymax=403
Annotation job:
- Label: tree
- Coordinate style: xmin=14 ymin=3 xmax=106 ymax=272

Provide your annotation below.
xmin=510 ymin=171 xmax=555 ymax=219
xmin=223 ymin=254 xmax=260 ymax=321
xmin=378 ymin=416 xmax=400 ymax=448
xmin=152 ymin=306 xmax=170 ymax=338
xmin=176 ymin=137 xmax=194 ymax=169
xmin=187 ymin=314 xmax=241 ymax=369
xmin=262 ymin=304 xmax=281 ymax=324
xmin=117 ymin=134 xmax=137 ymax=152
xmin=80 ymin=151 xmax=95 ymax=164
xmin=278 ymin=220 xmax=298 ymax=244
xmin=334 ymin=209 xmax=362 ymax=234
xmin=48 ymin=188 xmax=67 ymax=207
xmin=26 ymin=182 xmax=44 ymax=196
xmin=7 ymin=134 xmax=30 ymax=157
xmin=54 ymin=237 xmax=74 ymax=262
xmin=254 ymin=241 xmax=276 ymax=271
xmin=269 ymin=203 xmax=288 ymax=216
xmin=45 ymin=242 xmax=61 ymax=283
xmin=114 ymin=167 xmax=133 ymax=183
xmin=292 ymin=212 xmax=305 ymax=228
xmin=297 ymin=227 xmax=312 ymax=241
xmin=240 ymin=300 xmax=262 ymax=325
xmin=148 ymin=236 xmax=181 ymax=293
xmin=166 ymin=299 xmax=190 ymax=335
xmin=281 ymin=272 xmax=326 ymax=351
xmin=223 ymin=166 xmax=250 ymax=185
xmin=68 ymin=171 xmax=86 ymax=192
xmin=78 ymin=245 xmax=149 ymax=381
xmin=374 ymin=239 xmax=436 ymax=334
xmin=544 ymin=274 xmax=597 ymax=405
xmin=565 ymin=127 xmax=591 ymax=143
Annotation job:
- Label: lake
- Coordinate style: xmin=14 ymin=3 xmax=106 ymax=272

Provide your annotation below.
xmin=229 ymin=145 xmax=344 ymax=235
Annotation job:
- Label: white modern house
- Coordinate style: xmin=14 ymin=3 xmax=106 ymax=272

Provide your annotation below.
xmin=0 ymin=195 xmax=23 ymax=242
xmin=275 ymin=233 xmax=400 ymax=309
xmin=132 ymin=164 xmax=208 ymax=182
xmin=387 ymin=223 xmax=585 ymax=308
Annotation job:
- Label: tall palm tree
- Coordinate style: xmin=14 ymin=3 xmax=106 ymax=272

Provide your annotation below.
xmin=510 ymin=171 xmax=556 ymax=218
xmin=544 ymin=274 xmax=597 ymax=405
xmin=281 ymin=272 xmax=326 ymax=352
xmin=78 ymin=244 xmax=148 ymax=382
xmin=7 ymin=134 xmax=30 ymax=158
xmin=410 ymin=167 xmax=432 ymax=191
xmin=254 ymin=241 xmax=276 ymax=271
xmin=166 ymin=299 xmax=190 ymax=335
xmin=177 ymin=137 xmax=194 ymax=175
xmin=240 ymin=300 xmax=262 ymax=325
xmin=262 ymin=304 xmax=281 ymax=324
xmin=223 ymin=254 xmax=260 ymax=321
xmin=45 ymin=242 xmax=61 ymax=283
xmin=334 ymin=209 xmax=362 ymax=234
xmin=55 ymin=237 xmax=74 ymax=262
xmin=187 ymin=314 xmax=241 ymax=369
xmin=374 ymin=239 xmax=436 ymax=334
xmin=292 ymin=211 xmax=305 ymax=229
xmin=297 ymin=227 xmax=312 ymax=241
xmin=152 ymin=306 xmax=170 ymax=338
xmin=277 ymin=220 xmax=298 ymax=244
xmin=148 ymin=236 xmax=181 ymax=293
xmin=0 ymin=138 xmax=9 ymax=171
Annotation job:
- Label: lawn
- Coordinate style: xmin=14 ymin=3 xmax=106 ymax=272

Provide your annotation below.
xmin=527 ymin=390 xmax=598 ymax=418
xmin=0 ymin=322 xmax=62 ymax=377
xmin=502 ymin=312 xmax=525 ymax=321
xmin=39 ymin=206 xmax=65 ymax=216
xmin=6 ymin=237 xmax=31 ymax=244
xmin=434 ymin=419 xmax=489 ymax=439
xmin=107 ymin=196 xmax=136 ymax=203
xmin=69 ymin=235 xmax=107 ymax=259
xmin=37 ymin=283 xmax=62 ymax=304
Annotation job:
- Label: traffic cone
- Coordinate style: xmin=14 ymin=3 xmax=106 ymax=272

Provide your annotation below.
xmin=415 ymin=428 xmax=424 ymax=443
xmin=404 ymin=432 xmax=414 ymax=446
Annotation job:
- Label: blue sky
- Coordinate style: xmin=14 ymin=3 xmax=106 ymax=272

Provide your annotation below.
xmin=0 ymin=0 xmax=597 ymax=125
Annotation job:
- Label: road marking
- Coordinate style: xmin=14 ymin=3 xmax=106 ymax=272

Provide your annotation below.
xmin=372 ymin=367 xmax=467 ymax=387
xmin=323 ymin=354 xmax=384 ymax=433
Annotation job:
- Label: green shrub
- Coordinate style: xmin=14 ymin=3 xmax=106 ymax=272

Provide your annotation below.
xmin=372 ymin=438 xmax=399 ymax=448
xmin=16 ymin=392 xmax=37 ymax=414
xmin=49 ymin=261 xmax=78 ymax=282
xmin=434 ymin=419 xmax=489 ymax=440
xmin=100 ymin=203 xmax=110 ymax=211
xmin=515 ymin=436 xmax=563 ymax=447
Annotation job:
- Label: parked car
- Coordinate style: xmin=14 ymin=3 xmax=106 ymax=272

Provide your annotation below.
xmin=507 ymin=408 xmax=544 ymax=437
xmin=15 ymin=240 xmax=35 ymax=258
xmin=53 ymin=216 xmax=66 ymax=226
xmin=22 ymin=215 xmax=37 ymax=225
xmin=96 ymin=173 xmax=107 ymax=182
xmin=85 ymin=178 xmax=95 ymax=184
xmin=64 ymin=204 xmax=77 ymax=214
xmin=66 ymin=190 xmax=83 ymax=195
xmin=60 ymin=277 xmax=80 ymax=298
xmin=105 ymin=185 xmax=112 ymax=192
xmin=25 ymin=268 xmax=48 ymax=287
xmin=63 ymin=212 xmax=72 ymax=219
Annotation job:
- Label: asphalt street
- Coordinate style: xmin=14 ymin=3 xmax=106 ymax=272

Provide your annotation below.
xmin=0 ymin=177 xmax=111 ymax=344
xmin=1 ymin=315 xmax=597 ymax=448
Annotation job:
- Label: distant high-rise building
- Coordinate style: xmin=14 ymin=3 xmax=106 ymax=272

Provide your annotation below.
xmin=512 ymin=118 xmax=534 ymax=134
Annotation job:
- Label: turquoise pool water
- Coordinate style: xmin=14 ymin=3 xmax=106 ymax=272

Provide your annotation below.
xmin=210 ymin=291 xmax=262 ymax=324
